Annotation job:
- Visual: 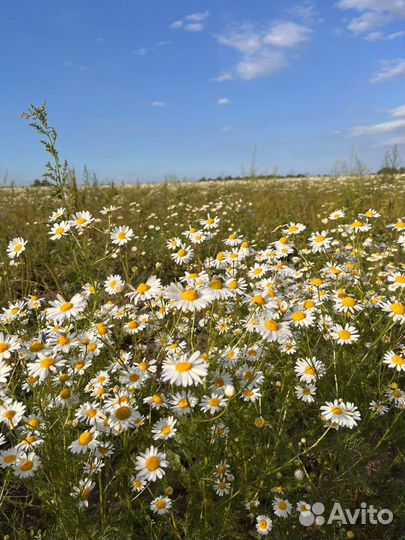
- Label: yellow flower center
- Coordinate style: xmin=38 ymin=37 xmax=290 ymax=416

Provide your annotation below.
xmin=332 ymin=406 xmax=343 ymax=415
xmin=210 ymin=279 xmax=223 ymax=290
xmin=177 ymin=248 xmax=187 ymax=257
xmin=181 ymin=289 xmax=199 ymax=301
xmin=342 ymin=297 xmax=356 ymax=307
xmin=4 ymin=454 xmax=16 ymax=464
xmin=40 ymin=357 xmax=55 ymax=369
xmin=117 ymin=231 xmax=127 ymax=240
xmin=175 ymin=361 xmax=193 ymax=372
xmin=315 ymin=235 xmax=325 ymax=243
xmin=145 ymin=456 xmax=160 ymax=471
xmin=78 ymin=432 xmax=93 ymax=445
xmin=20 ymin=460 xmax=34 ymax=472
xmin=0 ymin=343 xmax=9 ymax=353
xmin=391 ymin=303 xmax=405 ymax=315
xmin=338 ymin=330 xmax=351 ymax=340
xmin=76 ymin=217 xmax=87 ymax=225
xmin=30 ymin=341 xmax=44 ymax=352
xmin=252 ymin=295 xmax=266 ymax=305
xmin=278 ymin=501 xmax=287 ymax=511
xmin=258 ymin=520 xmax=268 ymax=529
xmin=292 ymin=311 xmax=306 ymax=321
xmin=28 ymin=418 xmax=39 ymax=429
xmin=179 ymin=399 xmax=189 ymax=409
xmin=265 ymin=320 xmax=279 ymax=331
xmin=59 ymin=388 xmax=71 ymax=400
xmin=209 ymin=398 xmax=220 ymax=407
xmin=305 ymin=366 xmax=315 ymax=376
xmin=392 ymin=355 xmax=405 ymax=366
xmin=161 ymin=426 xmax=172 ymax=435
xmin=115 ymin=406 xmax=131 ymax=420
xmin=137 ymin=283 xmax=151 ymax=294
xmin=156 ymin=500 xmax=167 ymax=510
xmin=60 ymin=302 xmax=73 ymax=313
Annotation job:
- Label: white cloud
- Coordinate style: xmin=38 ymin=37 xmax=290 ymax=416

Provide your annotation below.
xmin=351 ymin=118 xmax=404 ymax=136
xmin=184 ymin=23 xmax=204 ymax=32
xmin=214 ymin=21 xmax=310 ymax=81
xmin=263 ymin=22 xmax=311 ymax=47
xmin=337 ymin=0 xmax=405 ymax=34
xmin=151 ymin=101 xmax=166 ymax=107
xmin=365 ymin=29 xmax=404 ymax=40
xmin=220 ymin=125 xmax=233 ymax=132
xmin=170 ymin=12 xmax=209 ymax=32
xmin=185 ymin=11 xmax=209 ymax=22
xmin=170 ymin=20 xmax=183 ymax=29
xmin=373 ymin=135 xmax=405 ymax=148
xmin=389 ymin=104 xmax=405 ymax=117
xmin=133 ymin=48 xmax=147 ymax=56
xmin=350 ymin=105 xmax=405 ymax=138
xmin=233 ymin=50 xmax=286 ymax=80
xmin=217 ymin=98 xmax=230 ymax=105
xmin=370 ymin=59 xmax=405 ymax=82
xmin=288 ymin=3 xmax=323 ymax=24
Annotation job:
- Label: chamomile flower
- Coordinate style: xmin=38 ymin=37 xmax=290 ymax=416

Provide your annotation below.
xmin=14 ymin=452 xmax=41 ymax=478
xmin=104 ymin=274 xmax=125 ymax=295
xmin=49 ymin=221 xmax=71 ymax=240
xmin=256 ymin=515 xmax=272 ymax=535
xmin=330 ymin=323 xmax=359 ymax=344
xmin=309 ymin=231 xmax=332 ymax=253
xmin=152 ymin=416 xmax=177 ymax=440
xmin=165 ymin=283 xmax=212 ymax=312
xmin=294 ymin=357 xmax=325 ymax=383
xmin=110 ymin=226 xmax=134 ymax=245
xmin=200 ymin=393 xmax=227 ymax=414
xmin=0 ymin=400 xmax=26 ymax=429
xmin=383 ymin=351 xmax=405 ymax=372
xmin=273 ymin=498 xmax=292 ymax=518
xmin=295 ymin=384 xmax=317 ymax=403
xmin=135 ymin=446 xmax=168 ymax=482
xmin=7 ymin=237 xmax=27 ymax=259
xmin=256 ymin=318 xmax=292 ymax=344
xmin=68 ymin=430 xmax=99 ymax=454
xmin=162 ymin=351 xmax=207 ymax=386
xmin=380 ymin=299 xmax=405 ymax=324
xmin=71 ymin=211 xmax=94 ymax=229
xmin=126 ymin=276 xmax=162 ymax=304
xmin=213 ymin=479 xmax=231 ymax=496
xmin=150 ymin=496 xmax=172 ymax=514
xmin=47 ymin=294 xmax=86 ymax=323
xmin=0 ymin=333 xmax=20 ymax=360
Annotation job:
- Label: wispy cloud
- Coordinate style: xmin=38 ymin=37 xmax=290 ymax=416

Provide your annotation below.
xmin=151 ymin=101 xmax=166 ymax=108
xmin=214 ymin=21 xmax=310 ymax=81
xmin=350 ymin=104 xmax=405 ymax=139
xmin=337 ymin=0 xmax=405 ymax=34
xmin=370 ymin=59 xmax=405 ymax=83
xmin=219 ymin=125 xmax=234 ymax=133
xmin=64 ymin=60 xmax=88 ymax=71
xmin=133 ymin=48 xmax=147 ymax=56
xmin=216 ymin=98 xmax=230 ymax=105
xmin=263 ymin=22 xmax=312 ymax=47
xmin=288 ymin=3 xmax=323 ymax=24
xmin=364 ymin=29 xmax=404 ymax=40
xmin=170 ymin=12 xmax=209 ymax=32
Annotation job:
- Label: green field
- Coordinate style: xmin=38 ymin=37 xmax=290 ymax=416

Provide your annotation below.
xmin=0 ymin=169 xmax=404 ymax=539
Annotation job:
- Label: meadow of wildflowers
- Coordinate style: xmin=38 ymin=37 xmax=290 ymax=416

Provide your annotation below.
xmin=0 ymin=114 xmax=404 ymax=539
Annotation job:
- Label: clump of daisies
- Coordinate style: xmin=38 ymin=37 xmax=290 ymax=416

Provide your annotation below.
xmin=0 ymin=203 xmax=404 ymax=540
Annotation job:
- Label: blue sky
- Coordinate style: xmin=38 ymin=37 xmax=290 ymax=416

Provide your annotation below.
xmin=1 ymin=0 xmax=404 ymax=183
